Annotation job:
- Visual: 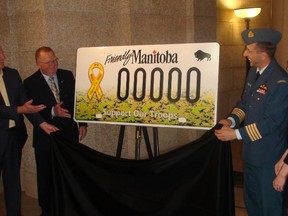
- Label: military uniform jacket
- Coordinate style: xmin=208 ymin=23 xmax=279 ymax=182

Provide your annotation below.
xmin=229 ymin=59 xmax=288 ymax=167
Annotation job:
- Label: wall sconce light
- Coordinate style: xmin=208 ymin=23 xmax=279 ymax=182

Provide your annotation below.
xmin=234 ymin=8 xmax=261 ymax=29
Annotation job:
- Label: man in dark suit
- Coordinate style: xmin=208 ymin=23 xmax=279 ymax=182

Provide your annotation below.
xmin=23 ymin=46 xmax=88 ymax=216
xmin=0 ymin=46 xmax=59 ymax=216
xmin=215 ymin=29 xmax=288 ymax=216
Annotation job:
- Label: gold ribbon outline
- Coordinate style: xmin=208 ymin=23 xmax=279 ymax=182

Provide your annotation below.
xmin=87 ymin=62 xmax=104 ymax=101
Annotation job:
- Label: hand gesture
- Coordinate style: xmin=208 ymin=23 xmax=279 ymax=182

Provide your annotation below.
xmin=17 ymin=99 xmax=46 ymax=114
xmin=53 ymin=101 xmax=71 ymax=118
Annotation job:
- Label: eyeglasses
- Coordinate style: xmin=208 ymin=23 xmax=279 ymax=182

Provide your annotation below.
xmin=39 ymin=57 xmax=59 ymax=65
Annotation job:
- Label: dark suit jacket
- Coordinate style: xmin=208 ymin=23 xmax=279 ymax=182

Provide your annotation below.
xmin=23 ymin=69 xmax=86 ymax=147
xmin=0 ymin=67 xmax=28 ymax=155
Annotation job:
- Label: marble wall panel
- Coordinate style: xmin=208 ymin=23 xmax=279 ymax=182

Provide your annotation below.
xmin=130 ymin=0 xmax=187 ymax=15
xmin=194 ymin=0 xmax=216 ymax=17
xmin=0 ymin=15 xmax=13 ymax=48
xmin=194 ymin=16 xmax=216 ymax=42
xmin=130 ymin=14 xmax=188 ymax=45
xmin=44 ymin=11 xmax=130 ymax=49
xmin=15 ymin=11 xmax=47 ymax=51
xmin=44 ymin=0 xmax=130 ymax=14
xmin=219 ymin=45 xmax=245 ymax=68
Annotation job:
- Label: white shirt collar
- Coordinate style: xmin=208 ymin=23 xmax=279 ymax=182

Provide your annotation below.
xmin=257 ymin=64 xmax=269 ymax=75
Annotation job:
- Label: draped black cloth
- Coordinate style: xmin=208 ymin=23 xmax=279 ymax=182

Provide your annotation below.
xmin=50 ymin=127 xmax=235 ymax=216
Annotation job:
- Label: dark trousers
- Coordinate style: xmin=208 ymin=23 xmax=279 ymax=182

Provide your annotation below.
xmin=0 ymin=129 xmax=21 ymax=216
xmin=283 ymin=184 xmax=288 ymax=216
xmin=34 ymin=142 xmax=52 ymax=216
xmin=244 ymin=163 xmax=283 ymax=216
xmin=34 ymin=128 xmax=79 ymax=216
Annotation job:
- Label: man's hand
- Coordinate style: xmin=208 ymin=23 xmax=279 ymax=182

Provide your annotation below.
xmin=218 ymin=119 xmax=232 ymax=127
xmin=214 ymin=126 xmax=237 ymax=141
xmin=273 ymin=163 xmax=288 ymax=192
xmin=275 ymin=160 xmax=284 ymax=175
xmin=54 ymin=101 xmax=71 ymax=118
xmin=17 ymin=99 xmax=46 ymax=114
xmin=39 ymin=122 xmax=59 ymax=134
xmin=79 ymin=126 xmax=87 ymax=141
xmin=274 ymin=149 xmax=288 ymax=175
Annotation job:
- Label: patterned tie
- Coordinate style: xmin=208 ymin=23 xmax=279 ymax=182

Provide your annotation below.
xmin=49 ymin=76 xmax=60 ymax=102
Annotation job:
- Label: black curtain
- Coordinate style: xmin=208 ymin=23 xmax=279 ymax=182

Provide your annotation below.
xmin=50 ymin=126 xmax=235 ymax=216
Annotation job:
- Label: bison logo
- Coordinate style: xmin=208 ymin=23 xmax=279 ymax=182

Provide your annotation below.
xmin=194 ymin=50 xmax=211 ymax=61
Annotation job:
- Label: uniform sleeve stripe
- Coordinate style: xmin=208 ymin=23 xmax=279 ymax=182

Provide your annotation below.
xmin=246 ymin=125 xmax=256 ymax=141
xmin=231 ymin=108 xmax=245 ymax=123
xmin=245 ymin=123 xmax=262 ymax=141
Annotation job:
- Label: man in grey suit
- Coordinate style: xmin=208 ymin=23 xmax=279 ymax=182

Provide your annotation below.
xmin=0 ymin=46 xmax=58 ymax=216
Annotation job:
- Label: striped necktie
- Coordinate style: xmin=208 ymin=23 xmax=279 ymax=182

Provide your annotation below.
xmin=49 ymin=76 xmax=60 ymax=102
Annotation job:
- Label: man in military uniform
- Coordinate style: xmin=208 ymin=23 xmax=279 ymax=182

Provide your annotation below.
xmin=215 ymin=28 xmax=288 ymax=216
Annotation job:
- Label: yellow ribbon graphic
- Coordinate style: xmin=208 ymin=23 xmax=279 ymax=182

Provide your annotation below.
xmin=87 ymin=62 xmax=104 ymax=101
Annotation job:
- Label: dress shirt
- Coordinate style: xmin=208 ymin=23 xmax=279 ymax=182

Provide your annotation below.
xmin=0 ymin=69 xmax=15 ymax=128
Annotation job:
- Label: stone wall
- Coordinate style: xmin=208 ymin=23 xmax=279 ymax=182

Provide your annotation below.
xmin=0 ymin=0 xmax=216 ymax=198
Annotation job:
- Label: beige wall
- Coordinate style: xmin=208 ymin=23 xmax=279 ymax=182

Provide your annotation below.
xmin=0 ymin=0 xmax=217 ymax=198
xmin=273 ymin=0 xmax=288 ymax=69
